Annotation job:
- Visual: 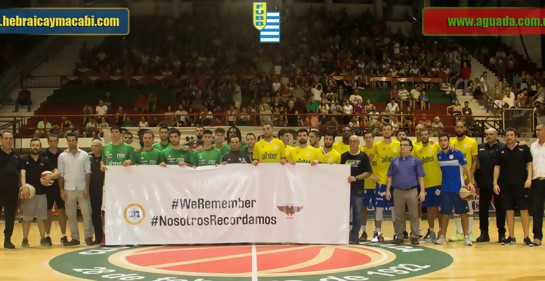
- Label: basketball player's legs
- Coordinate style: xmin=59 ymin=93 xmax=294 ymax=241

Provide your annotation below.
xmin=45 ymin=185 xmax=67 ymax=244
xmin=360 ymin=190 xmax=374 ymax=241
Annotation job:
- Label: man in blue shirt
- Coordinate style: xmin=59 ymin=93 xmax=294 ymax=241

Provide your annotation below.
xmin=435 ymin=133 xmax=475 ymax=246
xmin=386 ymin=139 xmax=426 ymax=245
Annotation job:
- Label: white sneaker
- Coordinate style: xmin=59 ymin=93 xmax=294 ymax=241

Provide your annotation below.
xmin=464 ymin=236 xmax=473 ymax=246
xmin=435 ymin=236 xmax=447 ymax=245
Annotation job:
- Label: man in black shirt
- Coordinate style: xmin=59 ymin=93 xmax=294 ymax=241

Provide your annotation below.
xmin=222 ymin=136 xmax=252 ymax=164
xmin=475 ymin=128 xmax=506 ymax=243
xmin=493 ymin=128 xmax=533 ymax=246
xmin=341 ymin=135 xmax=372 ymax=244
xmin=89 ymin=138 xmax=105 ymax=244
xmin=42 ymin=134 xmax=68 ymax=246
xmin=0 ymin=131 xmax=23 ymax=249
xmin=21 ymin=138 xmax=60 ymax=247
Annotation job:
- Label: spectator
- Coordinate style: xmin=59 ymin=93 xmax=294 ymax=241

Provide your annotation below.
xmin=447 ymin=100 xmax=463 ymax=117
xmin=398 ymin=85 xmax=410 ymax=110
xmin=238 ymin=107 xmax=251 ymax=126
xmin=403 ymin=107 xmax=414 ymax=135
xmin=97 ymin=117 xmax=109 ymax=137
xmin=226 ymin=105 xmax=237 ymax=126
xmin=462 ymin=101 xmax=473 ymax=116
xmin=307 ymin=99 xmax=319 ymax=113
xmin=410 ymin=85 xmax=421 ymax=110
xmin=60 ymin=117 xmax=73 ymax=137
xmin=311 ymin=83 xmax=323 ymax=103
xmin=103 ymin=91 xmax=112 ymax=109
xmin=387 ymin=98 xmax=399 ymax=115
xmin=123 ymin=116 xmax=135 ymax=127
xmin=147 ymin=93 xmax=157 ymax=113
xmin=175 ymin=105 xmax=188 ymax=126
xmin=95 ymin=100 xmax=108 ymax=116
xmin=260 ymin=104 xmax=273 ymax=125
xmin=286 ymin=100 xmax=298 ymax=127
xmin=233 ymin=83 xmax=242 ymax=110
xmin=138 ymin=116 xmax=149 ymax=128
xmin=114 ymin=106 xmax=126 ymax=127
xmin=431 ymin=116 xmax=444 ymax=137
xmin=85 ymin=117 xmax=97 ymax=137
xmin=134 ymin=94 xmax=147 ymax=114
xmin=14 ymin=87 xmax=32 ymax=112
xmin=478 ymin=71 xmax=489 ymax=100
xmin=82 ymin=104 xmax=93 ymax=126
xmin=502 ymin=87 xmax=516 ymax=108
xmin=349 ymin=92 xmax=362 ymax=105
xmin=420 ymin=91 xmax=430 ymax=110
xmin=454 ymin=61 xmax=471 ymax=96
xmin=35 ymin=118 xmax=52 ymax=138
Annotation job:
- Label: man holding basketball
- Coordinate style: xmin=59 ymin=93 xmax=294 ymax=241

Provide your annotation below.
xmin=493 ymin=128 xmax=533 ymax=246
xmin=435 ymin=133 xmax=475 ymax=246
xmin=42 ymin=133 xmax=68 ymax=246
xmin=21 ymin=138 xmax=59 ymax=247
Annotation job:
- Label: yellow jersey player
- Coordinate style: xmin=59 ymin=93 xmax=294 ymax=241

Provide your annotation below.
xmin=317 ymin=132 xmax=341 ymax=164
xmin=287 ymin=129 xmax=319 ymax=165
xmin=279 ymin=128 xmax=295 ymax=160
xmin=413 ymin=128 xmax=442 ymax=242
xmin=449 ymin=121 xmax=478 ymax=242
xmin=368 ymin=124 xmax=400 ymax=242
xmin=360 ymin=131 xmax=379 ymax=241
xmin=252 ymin=123 xmax=287 ymax=165
xmin=333 ymin=127 xmax=352 ymax=155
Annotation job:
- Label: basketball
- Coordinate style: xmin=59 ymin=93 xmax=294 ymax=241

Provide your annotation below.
xmin=459 ymin=186 xmax=475 ymax=201
xmin=40 ymin=170 xmax=54 ymax=186
xmin=20 ymin=183 xmax=36 ymax=199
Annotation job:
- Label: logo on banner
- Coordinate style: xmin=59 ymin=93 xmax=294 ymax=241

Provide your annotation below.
xmin=49 ymin=244 xmax=453 ymax=280
xmin=253 ymin=2 xmax=280 ymax=43
xmin=124 ymin=203 xmax=145 ymax=225
xmin=277 ymin=204 xmax=304 ymax=218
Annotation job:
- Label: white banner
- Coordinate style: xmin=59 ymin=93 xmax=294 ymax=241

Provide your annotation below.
xmin=104 ymin=164 xmax=350 ymax=245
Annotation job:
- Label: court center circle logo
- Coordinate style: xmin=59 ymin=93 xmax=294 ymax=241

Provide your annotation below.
xmin=49 ymin=243 xmax=452 ymax=280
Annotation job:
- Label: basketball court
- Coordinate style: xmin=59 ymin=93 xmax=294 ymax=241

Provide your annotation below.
xmin=1 ymin=220 xmax=543 ymax=280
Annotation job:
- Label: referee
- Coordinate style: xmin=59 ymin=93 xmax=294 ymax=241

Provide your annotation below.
xmin=475 ymin=128 xmax=506 ymax=243
xmin=493 ymin=128 xmax=533 ymax=246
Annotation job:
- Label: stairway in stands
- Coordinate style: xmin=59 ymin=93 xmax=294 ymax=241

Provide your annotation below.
xmin=0 ymin=36 xmax=107 ymax=117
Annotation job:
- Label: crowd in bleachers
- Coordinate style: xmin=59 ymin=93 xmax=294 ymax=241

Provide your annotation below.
xmin=62 ymin=7 xmax=472 ymax=138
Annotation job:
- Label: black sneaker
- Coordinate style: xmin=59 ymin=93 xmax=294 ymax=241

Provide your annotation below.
xmin=60 ymin=236 xmax=69 ymax=246
xmin=423 ymin=228 xmax=431 ymax=240
xmin=44 ymin=236 xmax=52 ymax=246
xmin=524 ymin=237 xmax=534 ymax=247
xmin=4 ymin=240 xmax=15 ymax=249
xmin=410 ymin=237 xmax=419 ymax=245
xmin=498 ymin=234 xmax=506 ymax=243
xmin=393 ymin=238 xmax=404 ymax=244
xmin=65 ymin=239 xmax=80 ymax=246
xmin=85 ymin=237 xmax=94 ymax=246
xmin=40 ymin=238 xmax=51 ymax=247
xmin=476 ymin=234 xmax=490 ymax=242
xmin=403 ymin=231 xmax=409 ymax=239
xmin=359 ymin=231 xmax=368 ymax=242
xmin=22 ymin=239 xmax=29 ymax=248
xmin=502 ymin=237 xmax=516 ymax=245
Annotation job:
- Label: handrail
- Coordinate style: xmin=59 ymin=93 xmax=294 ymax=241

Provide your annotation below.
xmin=21 ymin=74 xmax=445 ymax=88
xmin=9 ymin=112 xmax=503 ymax=139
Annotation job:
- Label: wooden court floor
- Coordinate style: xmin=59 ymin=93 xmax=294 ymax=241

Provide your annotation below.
xmin=1 ymin=219 xmax=545 ymax=281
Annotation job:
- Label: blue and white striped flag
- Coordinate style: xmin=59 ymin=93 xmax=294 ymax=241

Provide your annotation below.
xmin=260 ymin=11 xmax=280 ymax=43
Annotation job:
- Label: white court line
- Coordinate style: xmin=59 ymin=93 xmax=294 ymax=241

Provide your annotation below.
xmin=252 ymin=243 xmax=258 ymax=281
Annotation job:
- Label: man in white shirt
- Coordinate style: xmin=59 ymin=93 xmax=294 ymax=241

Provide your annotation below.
xmin=95 ymin=100 xmax=108 ymax=116
xmin=410 ymin=85 xmax=421 ymax=110
xmin=387 ymin=99 xmax=399 ymax=114
xmin=175 ymin=105 xmax=188 ymax=126
xmin=531 ymin=124 xmax=545 ymax=246
xmin=58 ymin=132 xmax=93 ymax=246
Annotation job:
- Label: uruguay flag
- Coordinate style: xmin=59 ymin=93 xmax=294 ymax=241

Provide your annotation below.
xmin=260 ymin=12 xmax=280 ymax=43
